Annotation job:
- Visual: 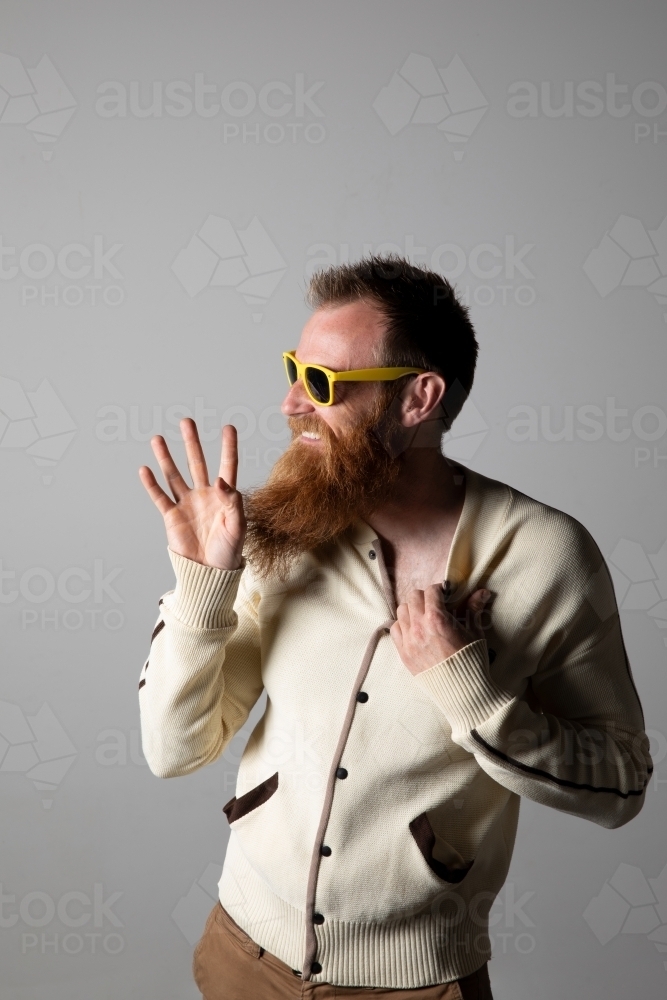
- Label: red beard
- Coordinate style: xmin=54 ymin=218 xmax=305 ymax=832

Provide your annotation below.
xmin=243 ymin=395 xmax=402 ymax=579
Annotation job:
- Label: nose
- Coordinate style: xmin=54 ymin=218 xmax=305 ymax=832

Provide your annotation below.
xmin=281 ymin=378 xmax=317 ymax=417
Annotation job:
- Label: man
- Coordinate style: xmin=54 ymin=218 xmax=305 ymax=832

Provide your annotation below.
xmin=138 ymin=257 xmax=652 ymax=999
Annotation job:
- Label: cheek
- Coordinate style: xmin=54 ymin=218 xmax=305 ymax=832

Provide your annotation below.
xmin=317 ymin=398 xmax=356 ymax=437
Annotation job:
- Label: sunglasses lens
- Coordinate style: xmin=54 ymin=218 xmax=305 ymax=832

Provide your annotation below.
xmin=285 ymin=357 xmax=298 ymax=385
xmin=305 ymin=367 xmax=330 ymax=404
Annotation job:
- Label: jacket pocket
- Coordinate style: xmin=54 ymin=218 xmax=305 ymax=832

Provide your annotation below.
xmin=223 ymin=772 xmax=279 ymax=824
xmin=409 ymin=812 xmax=474 ymax=884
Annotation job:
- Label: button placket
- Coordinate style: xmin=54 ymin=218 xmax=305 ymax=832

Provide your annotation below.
xmin=302 ymin=620 xmax=393 ymax=980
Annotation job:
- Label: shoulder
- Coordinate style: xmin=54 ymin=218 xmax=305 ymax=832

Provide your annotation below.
xmin=465 ymin=466 xmax=606 ymax=583
xmin=463 ymin=467 xmax=618 ymax=624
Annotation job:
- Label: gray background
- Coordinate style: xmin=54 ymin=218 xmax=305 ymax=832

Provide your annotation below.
xmin=1 ymin=1 xmax=666 ymax=997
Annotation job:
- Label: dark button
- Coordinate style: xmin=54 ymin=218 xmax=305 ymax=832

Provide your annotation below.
xmin=335 ymin=767 xmax=348 ymax=779
xmin=383 ymin=626 xmax=391 ymax=633
xmin=368 ymin=550 xmax=376 ymax=559
xmin=320 ymin=844 xmax=332 ymax=857
xmin=313 ymin=912 xmax=325 ymax=924
xmin=311 ymin=962 xmax=322 ymax=974
xmin=356 ymin=691 xmax=369 ymax=703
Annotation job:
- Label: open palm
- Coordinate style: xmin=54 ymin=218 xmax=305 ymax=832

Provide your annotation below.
xmin=138 ymin=419 xmax=246 ymax=571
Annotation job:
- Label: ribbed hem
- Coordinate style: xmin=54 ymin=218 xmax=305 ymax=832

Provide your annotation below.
xmin=218 ymin=835 xmax=491 ymax=988
xmin=314 ymin=913 xmax=490 ymax=988
xmin=415 ymin=639 xmax=513 ymax=738
xmin=166 ymin=548 xmax=244 ymax=629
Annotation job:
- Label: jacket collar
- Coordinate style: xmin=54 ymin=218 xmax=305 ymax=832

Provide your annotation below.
xmin=346 ymin=463 xmax=511 ymax=601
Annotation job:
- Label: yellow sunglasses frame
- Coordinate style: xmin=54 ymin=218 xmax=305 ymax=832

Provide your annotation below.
xmin=282 ymin=351 xmax=426 ymax=407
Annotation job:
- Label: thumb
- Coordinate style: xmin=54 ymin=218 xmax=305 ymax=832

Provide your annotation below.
xmin=467 ymin=587 xmax=491 ymax=611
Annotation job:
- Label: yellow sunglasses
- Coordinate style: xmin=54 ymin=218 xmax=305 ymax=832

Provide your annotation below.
xmin=282 ymin=351 xmax=426 ymax=407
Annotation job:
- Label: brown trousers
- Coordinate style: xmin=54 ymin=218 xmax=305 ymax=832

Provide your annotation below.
xmin=193 ymin=902 xmax=494 ymax=1000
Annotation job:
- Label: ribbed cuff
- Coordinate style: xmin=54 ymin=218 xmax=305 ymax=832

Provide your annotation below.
xmin=166 ymin=548 xmax=244 ymax=629
xmin=415 ymin=639 xmax=513 ymax=737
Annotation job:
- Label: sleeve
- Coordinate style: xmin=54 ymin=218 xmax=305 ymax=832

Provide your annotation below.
xmin=138 ymin=548 xmax=264 ymax=779
xmin=415 ymin=540 xmax=653 ymax=830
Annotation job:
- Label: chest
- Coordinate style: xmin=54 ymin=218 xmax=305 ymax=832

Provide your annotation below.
xmin=388 ymin=538 xmax=454 ymax=605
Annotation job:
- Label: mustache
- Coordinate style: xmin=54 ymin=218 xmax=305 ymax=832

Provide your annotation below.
xmin=288 ymin=413 xmax=332 ymax=438
xmin=287 ymin=405 xmax=387 ymax=447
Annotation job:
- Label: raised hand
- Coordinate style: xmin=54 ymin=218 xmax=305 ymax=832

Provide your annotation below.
xmin=390 ymin=586 xmax=491 ymax=675
xmin=138 ymin=419 xmax=246 ymax=571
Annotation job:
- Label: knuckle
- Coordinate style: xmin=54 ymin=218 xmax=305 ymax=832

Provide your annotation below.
xmin=425 ymin=609 xmax=442 ymax=629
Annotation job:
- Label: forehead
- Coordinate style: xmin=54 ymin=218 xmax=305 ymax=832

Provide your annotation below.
xmin=296 ymin=298 xmax=388 ymax=368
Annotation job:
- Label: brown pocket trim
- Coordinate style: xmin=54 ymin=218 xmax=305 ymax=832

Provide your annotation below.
xmin=223 ymin=772 xmax=279 ymax=824
xmin=409 ymin=812 xmax=474 ymax=884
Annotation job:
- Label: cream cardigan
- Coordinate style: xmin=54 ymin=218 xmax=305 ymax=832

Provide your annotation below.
xmin=138 ymin=465 xmax=651 ymax=988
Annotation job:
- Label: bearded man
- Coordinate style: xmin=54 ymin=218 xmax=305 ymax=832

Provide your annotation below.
xmin=138 ymin=257 xmax=651 ymax=1000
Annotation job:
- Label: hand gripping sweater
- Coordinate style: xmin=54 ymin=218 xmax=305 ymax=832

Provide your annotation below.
xmin=138 ymin=465 xmax=652 ymax=988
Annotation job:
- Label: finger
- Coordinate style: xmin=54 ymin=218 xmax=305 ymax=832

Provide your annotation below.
xmin=406 ymin=589 xmax=426 ymax=617
xmin=219 ymin=424 xmax=239 ymax=491
xmin=138 ymin=466 xmax=176 ymax=517
xmin=214 ymin=474 xmax=246 ymax=510
xmin=213 ymin=475 xmax=241 ymax=506
xmin=181 ymin=418 xmax=210 ymax=489
xmin=214 ymin=477 xmax=247 ymax=532
xmin=424 ymin=584 xmax=447 ymax=613
xmin=396 ymin=601 xmax=411 ymax=626
xmin=390 ymin=619 xmax=403 ymax=647
xmin=150 ymin=435 xmax=190 ymax=501
xmin=467 ymin=588 xmax=491 ymax=612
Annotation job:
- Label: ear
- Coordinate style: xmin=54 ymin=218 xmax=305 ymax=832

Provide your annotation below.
xmin=397 ymin=372 xmax=447 ymax=428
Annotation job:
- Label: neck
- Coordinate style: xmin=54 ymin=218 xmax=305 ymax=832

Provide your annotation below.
xmin=364 ymin=447 xmax=465 ymax=547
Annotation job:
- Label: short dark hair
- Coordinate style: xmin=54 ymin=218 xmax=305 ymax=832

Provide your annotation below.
xmin=306 ymin=255 xmax=478 ymax=425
